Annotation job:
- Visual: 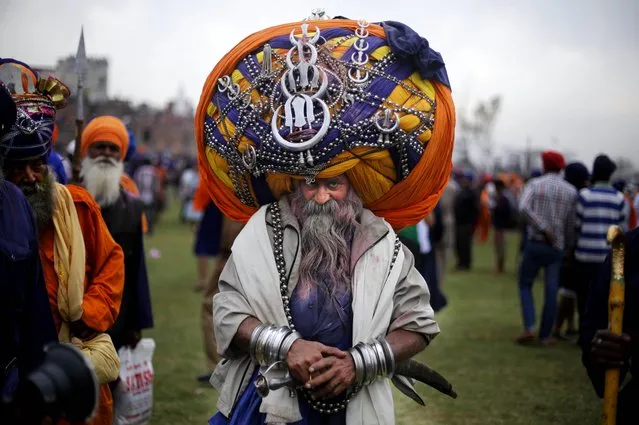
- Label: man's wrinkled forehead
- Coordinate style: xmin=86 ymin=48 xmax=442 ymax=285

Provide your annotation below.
xmin=3 ymin=157 xmax=48 ymax=173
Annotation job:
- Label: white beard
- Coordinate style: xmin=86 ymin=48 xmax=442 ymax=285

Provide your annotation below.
xmin=81 ymin=156 xmax=124 ymax=207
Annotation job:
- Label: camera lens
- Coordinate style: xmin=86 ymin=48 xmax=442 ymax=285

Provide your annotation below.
xmin=15 ymin=344 xmax=98 ymax=423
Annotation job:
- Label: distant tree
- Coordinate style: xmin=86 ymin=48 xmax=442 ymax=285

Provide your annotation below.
xmin=457 ymin=95 xmax=502 ymax=164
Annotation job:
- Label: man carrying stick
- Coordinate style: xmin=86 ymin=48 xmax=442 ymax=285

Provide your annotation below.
xmin=580 ymin=226 xmax=638 ymax=424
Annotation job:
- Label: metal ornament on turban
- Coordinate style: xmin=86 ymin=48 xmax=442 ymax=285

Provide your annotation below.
xmin=0 ymin=58 xmax=70 ymax=161
xmin=195 ymin=19 xmax=456 ymax=229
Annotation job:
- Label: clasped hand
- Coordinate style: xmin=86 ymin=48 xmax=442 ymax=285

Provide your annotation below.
xmin=286 ymin=339 xmax=356 ymax=400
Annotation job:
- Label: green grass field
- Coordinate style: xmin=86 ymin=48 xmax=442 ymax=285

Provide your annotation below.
xmin=144 ymin=204 xmax=600 ymax=425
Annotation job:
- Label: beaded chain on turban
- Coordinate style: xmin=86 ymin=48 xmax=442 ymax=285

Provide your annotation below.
xmin=196 ymin=18 xmax=456 ymax=229
xmin=0 ymin=58 xmax=70 ymax=161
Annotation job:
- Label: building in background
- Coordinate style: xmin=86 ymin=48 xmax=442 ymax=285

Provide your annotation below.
xmin=35 ymin=56 xmax=109 ymax=103
xmin=35 ymin=56 xmax=195 ymax=158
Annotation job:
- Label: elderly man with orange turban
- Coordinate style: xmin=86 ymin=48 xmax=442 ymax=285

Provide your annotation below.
xmin=516 ymin=150 xmax=578 ymax=346
xmin=80 ymin=115 xmax=154 ymax=353
xmin=0 ymin=59 xmax=124 ymax=425
xmin=195 ymin=15 xmax=457 ymax=425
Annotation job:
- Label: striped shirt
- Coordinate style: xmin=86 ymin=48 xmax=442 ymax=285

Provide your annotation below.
xmin=575 ymin=184 xmax=630 ymax=263
xmin=519 ymin=173 xmax=578 ymax=251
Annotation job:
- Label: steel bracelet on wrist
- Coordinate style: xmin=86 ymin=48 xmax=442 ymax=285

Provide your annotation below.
xmin=349 ymin=338 xmax=396 ymax=387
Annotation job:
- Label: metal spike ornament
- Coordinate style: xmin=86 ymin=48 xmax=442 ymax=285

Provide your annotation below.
xmin=71 ymin=26 xmax=87 ymax=183
xmin=270 ymin=24 xmax=331 ymax=168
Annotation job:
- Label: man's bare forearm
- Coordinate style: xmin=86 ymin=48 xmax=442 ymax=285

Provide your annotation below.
xmin=231 ymin=316 xmax=262 ymax=353
xmin=385 ymin=329 xmax=428 ymax=362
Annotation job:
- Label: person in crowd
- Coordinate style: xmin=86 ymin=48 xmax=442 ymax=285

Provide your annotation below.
xmin=573 ymin=155 xmax=629 ymax=320
xmin=580 ymin=227 xmax=638 ymax=424
xmin=553 ymin=162 xmax=590 ymax=339
xmin=454 ymin=171 xmax=479 ymax=270
xmin=435 ymin=176 xmax=458 ymax=286
xmin=1 ymin=59 xmax=124 ymax=425
xmin=492 ymin=179 xmax=513 ymax=274
xmin=191 ymin=184 xmax=223 ymax=293
xmin=417 ymin=207 xmax=447 ymax=311
xmin=196 ymin=215 xmax=244 ymax=384
xmin=190 ymin=184 xmax=225 ymax=383
xmin=133 ymin=155 xmax=161 ymax=234
xmin=196 ymin=19 xmax=454 ymax=424
xmin=79 ymin=115 xmax=154 ymax=352
xmin=0 ymin=81 xmax=57 ymax=418
xmin=518 ymin=168 xmax=542 ymax=256
xmin=179 ymin=159 xmax=200 ymax=224
xmin=516 ymin=151 xmax=577 ymax=345
xmin=613 ymin=179 xmax=637 ymax=230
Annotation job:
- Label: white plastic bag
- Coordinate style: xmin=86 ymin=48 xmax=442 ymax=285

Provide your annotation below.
xmin=112 ymin=338 xmax=155 ymax=425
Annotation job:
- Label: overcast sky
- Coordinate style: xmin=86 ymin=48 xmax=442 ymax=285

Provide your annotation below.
xmin=1 ymin=0 xmax=637 ymax=165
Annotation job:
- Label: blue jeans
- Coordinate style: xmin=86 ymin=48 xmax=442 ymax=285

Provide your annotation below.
xmin=518 ymin=241 xmax=564 ymax=339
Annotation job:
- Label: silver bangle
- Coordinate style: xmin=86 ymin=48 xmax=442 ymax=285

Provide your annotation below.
xmin=251 ymin=325 xmax=299 ymax=366
xmin=249 ymin=324 xmax=267 ymax=364
xmin=353 ymin=343 xmax=368 ymax=383
xmin=378 ymin=337 xmax=395 ymax=376
xmin=266 ymin=327 xmax=291 ymax=364
xmin=359 ymin=342 xmax=377 ymax=385
xmin=348 ymin=345 xmax=366 ymax=385
xmin=255 ymin=325 xmax=274 ymax=365
xmin=349 ymin=338 xmax=396 ymax=387
xmin=372 ymin=341 xmax=387 ymax=377
xmin=279 ymin=330 xmax=301 ymax=360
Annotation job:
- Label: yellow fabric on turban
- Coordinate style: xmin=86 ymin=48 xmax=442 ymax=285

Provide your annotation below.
xmin=195 ymin=19 xmax=456 ymax=230
xmin=81 ymin=116 xmax=129 ymax=160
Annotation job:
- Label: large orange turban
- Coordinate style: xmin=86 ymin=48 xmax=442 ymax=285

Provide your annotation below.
xmin=81 ymin=116 xmax=129 ymax=160
xmin=195 ymin=19 xmax=456 ymax=230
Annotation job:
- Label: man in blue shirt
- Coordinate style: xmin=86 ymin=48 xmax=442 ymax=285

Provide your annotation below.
xmin=574 ymin=155 xmax=629 ymax=320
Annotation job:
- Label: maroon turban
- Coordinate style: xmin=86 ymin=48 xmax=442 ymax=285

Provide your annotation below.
xmin=541 ymin=150 xmax=565 ymax=172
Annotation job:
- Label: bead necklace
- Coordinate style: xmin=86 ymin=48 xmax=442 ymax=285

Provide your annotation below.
xmin=267 ymin=202 xmax=402 ymax=413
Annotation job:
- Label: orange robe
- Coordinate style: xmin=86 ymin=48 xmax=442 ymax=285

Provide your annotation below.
xmin=39 ymin=185 xmax=125 ymax=425
xmin=476 ymin=188 xmax=491 ymax=243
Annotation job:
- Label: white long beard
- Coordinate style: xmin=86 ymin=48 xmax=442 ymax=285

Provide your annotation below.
xmin=81 ymin=156 xmax=124 ymax=207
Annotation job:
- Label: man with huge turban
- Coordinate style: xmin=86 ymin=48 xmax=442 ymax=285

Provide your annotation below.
xmin=516 ymin=150 xmax=577 ymax=346
xmin=196 ymin=16 xmax=456 ymax=424
xmin=0 ymin=81 xmax=57 ymax=422
xmin=0 ymin=59 xmax=124 ymax=425
xmin=80 ymin=115 xmax=154 ymax=352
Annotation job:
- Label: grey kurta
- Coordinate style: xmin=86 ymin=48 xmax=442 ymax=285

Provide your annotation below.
xmin=211 ymin=198 xmax=440 ymax=417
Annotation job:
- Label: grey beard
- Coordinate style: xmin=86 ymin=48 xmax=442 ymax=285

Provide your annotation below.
xmin=289 ymin=186 xmax=363 ymax=299
xmin=20 ymin=168 xmax=57 ymax=231
xmin=81 ymin=156 xmax=123 ymax=207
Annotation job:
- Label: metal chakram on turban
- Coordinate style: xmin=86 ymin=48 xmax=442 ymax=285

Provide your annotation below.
xmin=195 ymin=18 xmax=456 ymax=229
xmin=0 ymin=58 xmax=70 ymax=161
